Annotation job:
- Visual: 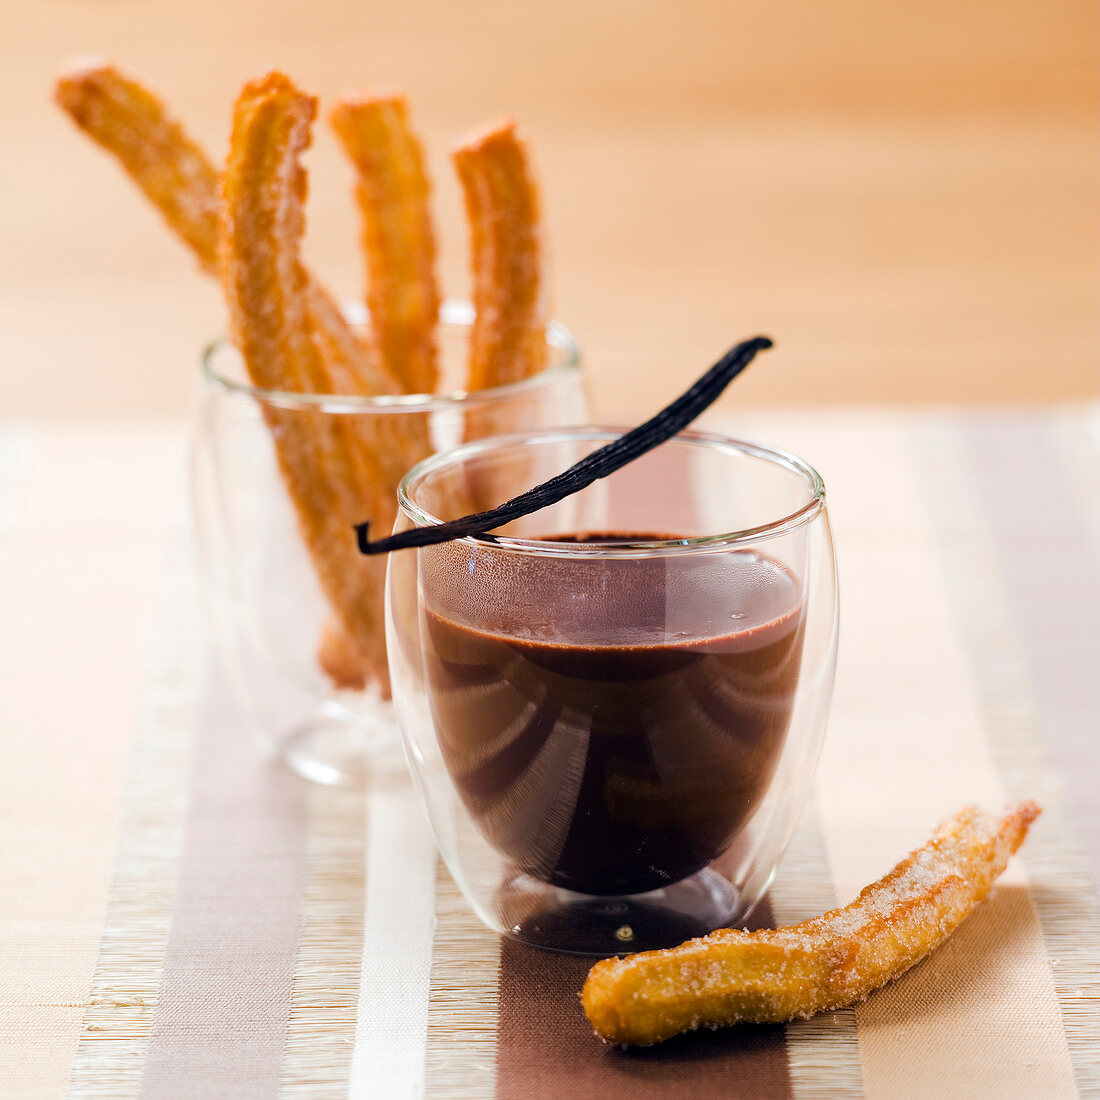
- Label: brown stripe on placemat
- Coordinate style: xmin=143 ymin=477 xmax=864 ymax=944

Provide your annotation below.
xmin=959 ymin=413 xmax=1100 ymax=889
xmin=495 ymin=897 xmax=793 ymax=1100
xmin=138 ymin=665 xmax=308 ymax=1099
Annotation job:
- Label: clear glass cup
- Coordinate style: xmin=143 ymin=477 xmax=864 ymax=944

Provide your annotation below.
xmin=190 ymin=302 xmax=586 ymax=787
xmin=386 ymin=427 xmax=838 ymax=954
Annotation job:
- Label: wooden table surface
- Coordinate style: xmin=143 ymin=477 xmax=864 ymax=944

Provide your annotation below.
xmin=3 ymin=0 xmax=1097 ymax=422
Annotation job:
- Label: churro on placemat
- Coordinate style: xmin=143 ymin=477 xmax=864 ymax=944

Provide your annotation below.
xmin=582 ymin=801 xmax=1040 ymax=1046
xmin=331 ymin=93 xmax=440 ymax=395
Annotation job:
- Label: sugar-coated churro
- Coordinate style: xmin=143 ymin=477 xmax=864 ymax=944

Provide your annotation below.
xmin=220 ymin=72 xmax=391 ymax=689
xmin=582 ymin=801 xmax=1040 ymax=1046
xmin=452 ymin=118 xmax=548 ymax=391
xmin=331 ymin=93 xmax=440 ymax=395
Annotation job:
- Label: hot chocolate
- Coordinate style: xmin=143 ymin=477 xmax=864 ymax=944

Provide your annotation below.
xmin=422 ymin=537 xmax=805 ymax=896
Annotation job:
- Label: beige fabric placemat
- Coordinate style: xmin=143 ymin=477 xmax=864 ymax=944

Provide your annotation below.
xmin=1 ymin=411 xmax=1097 ymax=1098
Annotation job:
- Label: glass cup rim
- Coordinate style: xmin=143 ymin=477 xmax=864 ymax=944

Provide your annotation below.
xmin=199 ymin=300 xmax=581 ymax=414
xmin=398 ymin=426 xmax=827 ymax=557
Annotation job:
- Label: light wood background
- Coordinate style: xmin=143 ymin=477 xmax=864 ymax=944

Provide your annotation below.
xmin=3 ymin=0 xmax=1097 ymax=421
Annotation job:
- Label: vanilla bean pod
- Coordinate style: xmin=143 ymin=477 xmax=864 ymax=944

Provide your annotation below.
xmin=355 ymin=335 xmax=773 ymax=555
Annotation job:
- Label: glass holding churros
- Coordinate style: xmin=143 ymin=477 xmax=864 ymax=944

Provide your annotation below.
xmin=193 ymin=304 xmax=586 ymax=785
xmin=54 ymin=61 xmax=584 ymax=783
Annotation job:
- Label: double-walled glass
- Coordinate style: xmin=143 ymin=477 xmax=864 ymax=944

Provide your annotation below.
xmin=387 ymin=428 xmax=838 ymax=954
xmin=191 ymin=303 xmax=586 ymax=786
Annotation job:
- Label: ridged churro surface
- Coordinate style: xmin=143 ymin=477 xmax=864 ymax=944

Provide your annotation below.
xmin=55 ymin=58 xmax=222 ymax=272
xmin=220 ymin=73 xmax=391 ymax=688
xmin=55 ymin=60 xmax=558 ymax=694
xmin=332 ymin=94 xmax=440 ymax=394
xmin=54 ymin=60 xmax=399 ymax=400
xmin=452 ymin=118 xmax=547 ymax=391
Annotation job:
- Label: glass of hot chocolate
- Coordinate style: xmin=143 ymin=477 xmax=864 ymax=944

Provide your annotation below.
xmin=386 ymin=428 xmax=838 ymax=955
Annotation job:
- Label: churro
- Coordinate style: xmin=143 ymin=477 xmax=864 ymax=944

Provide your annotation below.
xmin=452 ymin=118 xmax=547 ymax=391
xmin=53 ymin=59 xmax=398 ymax=400
xmin=331 ymin=93 xmax=440 ymax=394
xmin=55 ymin=57 xmax=221 ymax=273
xmin=582 ymin=801 xmax=1040 ymax=1046
xmin=55 ymin=60 xmax=431 ymax=689
xmin=220 ymin=72 xmax=390 ymax=688
xmin=56 ymin=61 xmax=556 ymax=692
xmin=317 ymin=619 xmax=373 ymax=692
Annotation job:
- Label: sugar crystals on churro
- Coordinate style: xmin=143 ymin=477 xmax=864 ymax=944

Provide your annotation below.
xmin=582 ymin=801 xmax=1040 ymax=1046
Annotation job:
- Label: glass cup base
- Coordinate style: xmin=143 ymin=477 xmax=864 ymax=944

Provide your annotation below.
xmin=277 ymin=700 xmax=406 ymax=788
xmin=494 ymin=868 xmax=743 ymax=956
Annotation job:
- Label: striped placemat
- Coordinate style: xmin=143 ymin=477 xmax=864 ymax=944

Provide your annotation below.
xmin=1 ymin=409 xmax=1098 ymax=1098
